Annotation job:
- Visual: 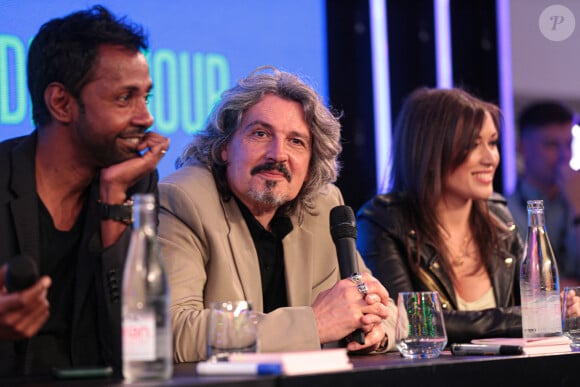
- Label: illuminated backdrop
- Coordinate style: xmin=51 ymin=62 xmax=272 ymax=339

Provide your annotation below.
xmin=0 ymin=0 xmax=327 ymax=178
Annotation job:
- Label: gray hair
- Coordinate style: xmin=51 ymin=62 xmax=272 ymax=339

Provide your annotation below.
xmin=176 ymin=66 xmax=342 ymax=217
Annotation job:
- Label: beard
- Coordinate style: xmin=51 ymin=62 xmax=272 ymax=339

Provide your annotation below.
xmin=247 ymin=179 xmax=290 ymax=210
xmin=74 ymin=110 xmax=140 ymax=167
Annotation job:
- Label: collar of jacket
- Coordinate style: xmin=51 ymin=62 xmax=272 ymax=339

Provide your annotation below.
xmin=370 ymin=193 xmax=521 ymax=311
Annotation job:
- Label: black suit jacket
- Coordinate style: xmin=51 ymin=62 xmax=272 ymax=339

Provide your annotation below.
xmin=0 ymin=132 xmax=158 ymax=376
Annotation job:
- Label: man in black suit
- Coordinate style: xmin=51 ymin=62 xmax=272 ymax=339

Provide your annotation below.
xmin=0 ymin=5 xmax=168 ymax=376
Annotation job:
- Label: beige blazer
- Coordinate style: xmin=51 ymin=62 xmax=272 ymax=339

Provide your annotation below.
xmin=158 ymin=165 xmax=396 ymax=362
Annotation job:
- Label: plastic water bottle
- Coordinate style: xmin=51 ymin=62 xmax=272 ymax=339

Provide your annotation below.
xmin=519 ymin=200 xmax=562 ymax=338
xmin=122 ymin=194 xmax=172 ymax=381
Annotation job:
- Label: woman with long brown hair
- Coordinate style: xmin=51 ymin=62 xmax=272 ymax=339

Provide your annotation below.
xmin=357 ymin=87 xmax=523 ymax=343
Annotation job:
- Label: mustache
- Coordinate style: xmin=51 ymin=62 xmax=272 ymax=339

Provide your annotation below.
xmin=251 ymin=162 xmax=292 ymax=182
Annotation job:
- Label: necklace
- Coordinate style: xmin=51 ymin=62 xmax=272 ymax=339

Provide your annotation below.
xmin=447 ymin=236 xmax=472 ymax=267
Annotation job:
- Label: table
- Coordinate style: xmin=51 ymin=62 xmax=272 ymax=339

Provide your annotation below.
xmin=4 ymin=350 xmax=579 ymax=387
xmin=282 ymin=350 xmax=580 ymax=387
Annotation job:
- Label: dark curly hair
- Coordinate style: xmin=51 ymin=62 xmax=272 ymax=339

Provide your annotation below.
xmin=27 ymin=5 xmax=148 ymax=128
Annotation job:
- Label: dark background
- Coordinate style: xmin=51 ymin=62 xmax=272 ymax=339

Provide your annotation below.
xmin=327 ymin=0 xmax=500 ymax=212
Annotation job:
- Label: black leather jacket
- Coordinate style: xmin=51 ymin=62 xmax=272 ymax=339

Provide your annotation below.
xmin=357 ymin=193 xmax=524 ymax=344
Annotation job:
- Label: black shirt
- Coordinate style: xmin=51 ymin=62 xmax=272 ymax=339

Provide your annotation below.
xmin=25 ymin=198 xmax=86 ymax=373
xmin=235 ymin=197 xmax=292 ymax=313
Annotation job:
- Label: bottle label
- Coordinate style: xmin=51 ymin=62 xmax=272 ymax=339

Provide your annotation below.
xmin=123 ymin=312 xmax=156 ymax=361
xmin=521 ymin=290 xmax=562 ymax=337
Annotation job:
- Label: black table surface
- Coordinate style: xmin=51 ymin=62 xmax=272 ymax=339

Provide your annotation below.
xmin=4 ymin=350 xmax=579 ymax=387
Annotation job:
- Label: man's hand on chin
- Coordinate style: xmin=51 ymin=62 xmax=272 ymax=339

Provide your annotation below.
xmin=101 ymin=132 xmax=169 ymax=195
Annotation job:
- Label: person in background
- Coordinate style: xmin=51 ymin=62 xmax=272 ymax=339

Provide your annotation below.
xmin=356 ymin=87 xmax=524 ymax=344
xmin=158 ymin=66 xmax=396 ymax=362
xmin=0 ymin=6 xmax=169 ymax=376
xmin=506 ymin=101 xmax=580 ymax=285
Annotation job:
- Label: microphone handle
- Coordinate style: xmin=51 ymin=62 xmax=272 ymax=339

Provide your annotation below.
xmin=6 ymin=255 xmax=39 ymax=292
xmin=335 ymin=238 xmax=359 ymax=279
xmin=334 ymin=238 xmax=365 ymax=345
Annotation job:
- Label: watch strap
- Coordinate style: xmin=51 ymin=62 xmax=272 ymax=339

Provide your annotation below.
xmin=98 ymin=199 xmax=133 ymax=225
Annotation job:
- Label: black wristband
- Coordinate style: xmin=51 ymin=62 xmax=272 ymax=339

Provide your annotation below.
xmin=98 ymin=199 xmax=133 ymax=225
xmin=574 ymin=216 xmax=580 ymax=227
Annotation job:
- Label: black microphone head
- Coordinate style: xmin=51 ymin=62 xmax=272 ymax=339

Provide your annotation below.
xmin=330 ymin=205 xmax=357 ymax=241
xmin=6 ymin=255 xmax=39 ymax=292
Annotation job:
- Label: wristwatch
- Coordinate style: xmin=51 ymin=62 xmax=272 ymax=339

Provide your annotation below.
xmin=98 ymin=199 xmax=133 ymax=225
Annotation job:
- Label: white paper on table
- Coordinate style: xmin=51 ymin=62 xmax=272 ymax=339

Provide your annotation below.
xmin=227 ymin=348 xmax=353 ymax=375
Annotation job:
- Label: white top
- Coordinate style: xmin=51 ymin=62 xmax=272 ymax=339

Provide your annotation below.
xmin=456 ymin=287 xmax=496 ymax=311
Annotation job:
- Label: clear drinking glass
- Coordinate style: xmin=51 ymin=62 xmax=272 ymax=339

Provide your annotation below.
xmin=562 ymin=287 xmax=580 ymax=350
xmin=207 ymin=300 xmax=258 ymax=360
xmin=395 ymin=291 xmax=447 ymax=359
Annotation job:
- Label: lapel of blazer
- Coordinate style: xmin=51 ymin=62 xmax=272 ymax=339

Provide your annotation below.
xmin=222 ymin=198 xmax=265 ymax=311
xmin=282 ymin=222 xmax=313 ymax=306
xmin=10 ymin=134 xmax=41 ymax=265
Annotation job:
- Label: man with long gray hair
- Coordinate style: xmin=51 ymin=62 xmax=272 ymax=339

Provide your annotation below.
xmin=159 ymin=66 xmax=396 ymax=362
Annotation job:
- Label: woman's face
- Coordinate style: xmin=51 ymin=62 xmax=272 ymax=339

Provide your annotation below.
xmin=442 ymin=112 xmax=500 ymax=204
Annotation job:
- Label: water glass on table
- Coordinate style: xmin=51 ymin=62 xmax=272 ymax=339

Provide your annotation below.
xmin=562 ymin=286 xmax=580 ymax=350
xmin=207 ymin=300 xmax=258 ymax=360
xmin=395 ymin=291 xmax=447 ymax=359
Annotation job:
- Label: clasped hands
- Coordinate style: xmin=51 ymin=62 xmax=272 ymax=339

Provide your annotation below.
xmin=312 ymin=272 xmax=390 ymax=353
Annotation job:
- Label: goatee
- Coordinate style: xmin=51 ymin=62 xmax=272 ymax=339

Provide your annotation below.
xmin=248 ymin=180 xmax=289 ymax=209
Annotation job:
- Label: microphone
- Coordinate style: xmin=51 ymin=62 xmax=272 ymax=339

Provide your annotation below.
xmin=6 ymin=255 xmax=39 ymax=292
xmin=330 ymin=205 xmax=365 ymax=345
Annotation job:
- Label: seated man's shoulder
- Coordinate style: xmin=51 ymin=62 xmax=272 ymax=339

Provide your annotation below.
xmin=0 ymin=134 xmax=35 ymax=190
xmin=159 ymin=164 xmax=221 ymax=206
xmin=307 ymin=184 xmax=345 ymax=217
xmin=316 ymin=183 xmax=342 ymax=200
xmin=161 ymin=164 xmax=216 ymax=192
xmin=0 ymin=134 xmax=32 ymax=158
